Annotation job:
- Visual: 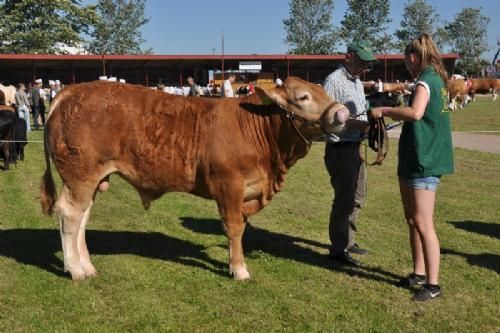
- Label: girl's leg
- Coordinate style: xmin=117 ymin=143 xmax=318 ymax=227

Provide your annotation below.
xmin=399 ymin=179 xmax=425 ymax=275
xmin=411 ymin=188 xmax=439 ymax=285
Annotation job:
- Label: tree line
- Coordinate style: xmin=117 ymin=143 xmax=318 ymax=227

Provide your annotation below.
xmin=283 ymin=0 xmax=492 ymax=76
xmin=0 ymin=0 xmax=492 ymax=76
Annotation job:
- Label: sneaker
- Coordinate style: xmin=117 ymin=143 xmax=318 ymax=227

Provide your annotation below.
xmin=329 ymin=250 xmax=361 ymax=267
xmin=347 ymin=243 xmax=369 ymax=255
xmin=399 ymin=273 xmax=426 ymax=288
xmin=412 ymin=284 xmax=441 ymax=302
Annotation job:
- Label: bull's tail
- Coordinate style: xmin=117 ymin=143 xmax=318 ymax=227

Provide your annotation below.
xmin=40 ymin=126 xmax=57 ymax=216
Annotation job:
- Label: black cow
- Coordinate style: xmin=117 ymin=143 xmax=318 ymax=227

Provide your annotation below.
xmin=366 ymin=92 xmax=402 ymax=108
xmin=0 ymin=106 xmax=17 ymax=170
xmin=15 ymin=114 xmax=27 ymax=161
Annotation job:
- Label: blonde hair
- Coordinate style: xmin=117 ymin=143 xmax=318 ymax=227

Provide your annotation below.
xmin=405 ymin=33 xmax=448 ymax=83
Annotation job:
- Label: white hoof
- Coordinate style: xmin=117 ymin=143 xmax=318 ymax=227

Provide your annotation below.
xmin=231 ymin=266 xmax=251 ymax=281
xmin=68 ymin=266 xmax=87 ymax=281
xmin=81 ymin=263 xmax=98 ymax=278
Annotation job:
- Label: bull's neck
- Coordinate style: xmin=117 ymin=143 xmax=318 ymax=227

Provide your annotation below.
xmin=238 ymin=98 xmax=311 ymax=192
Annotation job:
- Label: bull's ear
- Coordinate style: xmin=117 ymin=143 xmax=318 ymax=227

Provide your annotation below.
xmin=255 ymin=87 xmax=275 ymax=106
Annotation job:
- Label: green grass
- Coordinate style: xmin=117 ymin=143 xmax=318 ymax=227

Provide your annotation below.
xmin=1 ymin=125 xmax=499 ymax=332
xmin=450 ymin=95 xmax=500 ymax=133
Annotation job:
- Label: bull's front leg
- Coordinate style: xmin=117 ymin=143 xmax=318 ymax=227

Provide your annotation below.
xmin=217 ymin=194 xmax=250 ymax=281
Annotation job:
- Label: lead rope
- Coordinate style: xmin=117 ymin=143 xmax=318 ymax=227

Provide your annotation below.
xmin=285 ymin=112 xmax=311 ymax=146
xmin=366 ymin=116 xmax=389 ymax=165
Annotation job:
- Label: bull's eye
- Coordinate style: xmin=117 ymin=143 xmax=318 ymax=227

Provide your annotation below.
xmin=298 ymin=93 xmax=311 ymax=102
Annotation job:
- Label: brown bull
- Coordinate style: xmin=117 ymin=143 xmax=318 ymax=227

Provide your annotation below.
xmin=40 ymin=77 xmax=355 ymax=281
xmin=447 ymin=79 xmax=470 ymax=110
xmin=470 ymin=78 xmax=500 ymax=102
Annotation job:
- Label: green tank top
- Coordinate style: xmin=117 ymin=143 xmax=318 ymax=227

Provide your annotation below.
xmin=398 ymin=67 xmax=454 ymax=178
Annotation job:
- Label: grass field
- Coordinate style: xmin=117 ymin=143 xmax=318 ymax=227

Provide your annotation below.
xmin=1 ymin=107 xmax=499 ymax=332
xmin=450 ymin=95 xmax=500 ymax=133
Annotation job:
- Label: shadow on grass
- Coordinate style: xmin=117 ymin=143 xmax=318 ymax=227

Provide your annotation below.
xmin=180 ymin=217 xmax=403 ymax=287
xmin=0 ymin=228 xmax=226 ymax=279
xmin=449 ymin=220 xmax=500 ymax=239
xmin=442 ymin=248 xmax=499 ymax=274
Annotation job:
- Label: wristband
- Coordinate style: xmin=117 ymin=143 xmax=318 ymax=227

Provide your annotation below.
xmin=382 ymin=108 xmax=390 ymax=116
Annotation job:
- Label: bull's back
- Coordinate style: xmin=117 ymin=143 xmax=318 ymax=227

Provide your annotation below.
xmin=47 ymin=82 xmax=221 ymax=193
xmin=471 ymin=79 xmax=500 ymax=91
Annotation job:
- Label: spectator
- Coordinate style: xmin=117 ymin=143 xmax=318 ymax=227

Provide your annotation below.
xmin=248 ymin=81 xmax=255 ymax=94
xmin=322 ymin=40 xmax=378 ymax=266
xmin=55 ymin=79 xmax=62 ymax=93
xmin=15 ymin=83 xmax=31 ymax=132
xmin=377 ymin=78 xmax=384 ymax=93
xmin=371 ymin=33 xmax=454 ymax=302
xmin=48 ymin=80 xmax=56 ymax=104
xmin=187 ymin=77 xmax=199 ymax=96
xmin=222 ymin=73 xmax=236 ymax=98
xmin=31 ymin=79 xmax=42 ymax=130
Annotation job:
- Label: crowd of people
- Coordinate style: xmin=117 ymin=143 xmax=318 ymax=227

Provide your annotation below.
xmin=7 ymin=78 xmax=63 ymax=132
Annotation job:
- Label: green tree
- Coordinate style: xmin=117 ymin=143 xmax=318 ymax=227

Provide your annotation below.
xmin=89 ymin=0 xmax=151 ymax=55
xmin=395 ymin=0 xmax=440 ymax=52
xmin=445 ymin=7 xmax=489 ymax=76
xmin=340 ymin=0 xmax=392 ymax=53
xmin=0 ymin=0 xmax=96 ymax=54
xmin=283 ymin=0 xmax=337 ymax=55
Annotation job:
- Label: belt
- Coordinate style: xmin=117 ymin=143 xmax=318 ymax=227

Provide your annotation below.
xmin=328 ymin=141 xmax=358 ymax=147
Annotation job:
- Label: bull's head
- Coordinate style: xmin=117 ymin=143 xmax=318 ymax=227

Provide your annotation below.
xmin=256 ymin=77 xmax=349 ymax=139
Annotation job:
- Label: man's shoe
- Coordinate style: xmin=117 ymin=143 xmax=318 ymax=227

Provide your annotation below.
xmin=399 ymin=273 xmax=426 ymax=288
xmin=347 ymin=243 xmax=369 ymax=255
xmin=329 ymin=251 xmax=361 ymax=267
xmin=412 ymin=284 xmax=441 ymax=302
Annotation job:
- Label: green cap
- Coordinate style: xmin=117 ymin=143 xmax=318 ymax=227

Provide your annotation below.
xmin=347 ymin=40 xmax=378 ymax=62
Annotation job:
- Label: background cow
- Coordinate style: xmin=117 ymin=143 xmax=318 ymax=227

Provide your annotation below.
xmin=470 ymin=78 xmax=500 ymax=102
xmin=40 ymin=77 xmax=360 ymax=281
xmin=447 ymin=79 xmax=470 ymax=111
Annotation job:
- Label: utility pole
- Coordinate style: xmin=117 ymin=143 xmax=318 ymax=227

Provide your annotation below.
xmin=221 ymin=31 xmax=225 ymax=81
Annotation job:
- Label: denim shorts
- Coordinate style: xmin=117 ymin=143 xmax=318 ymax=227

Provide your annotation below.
xmin=400 ymin=176 xmax=441 ymax=192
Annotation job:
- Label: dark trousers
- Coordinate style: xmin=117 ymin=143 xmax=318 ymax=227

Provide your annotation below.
xmin=32 ymin=106 xmax=40 ymax=130
xmin=39 ymin=103 xmax=46 ymax=126
xmin=324 ymin=142 xmax=366 ymax=254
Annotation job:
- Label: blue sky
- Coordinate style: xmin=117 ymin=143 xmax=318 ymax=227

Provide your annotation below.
xmin=83 ymin=0 xmax=500 ymax=61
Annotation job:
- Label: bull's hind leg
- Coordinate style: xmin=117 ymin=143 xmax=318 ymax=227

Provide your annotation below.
xmin=55 ymin=184 xmax=94 ymax=280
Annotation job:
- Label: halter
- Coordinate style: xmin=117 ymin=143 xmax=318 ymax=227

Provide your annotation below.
xmin=281 ymin=101 xmax=340 ymax=147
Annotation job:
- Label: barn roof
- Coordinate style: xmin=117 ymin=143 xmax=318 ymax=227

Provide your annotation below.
xmin=0 ymin=53 xmax=459 ymax=86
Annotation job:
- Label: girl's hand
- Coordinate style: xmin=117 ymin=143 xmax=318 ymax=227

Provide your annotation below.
xmin=371 ymin=107 xmax=386 ymax=119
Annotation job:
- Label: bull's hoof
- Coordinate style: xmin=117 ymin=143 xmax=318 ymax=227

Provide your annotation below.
xmin=68 ymin=267 xmax=87 ymax=281
xmin=231 ymin=266 xmax=251 ymax=281
xmin=81 ymin=263 xmax=98 ymax=278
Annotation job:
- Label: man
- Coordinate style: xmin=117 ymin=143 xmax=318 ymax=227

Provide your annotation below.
xmin=48 ymin=80 xmax=56 ymax=104
xmin=55 ymin=79 xmax=62 ymax=93
xmin=15 ymin=83 xmax=31 ymax=132
xmin=186 ymin=76 xmax=199 ymax=96
xmin=323 ymin=40 xmax=378 ymax=266
xmin=222 ymin=73 xmax=236 ymax=98
xmin=31 ymin=79 xmax=42 ymax=130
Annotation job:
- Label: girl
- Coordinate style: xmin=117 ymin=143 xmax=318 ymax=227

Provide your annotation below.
xmin=371 ymin=33 xmax=454 ymax=302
